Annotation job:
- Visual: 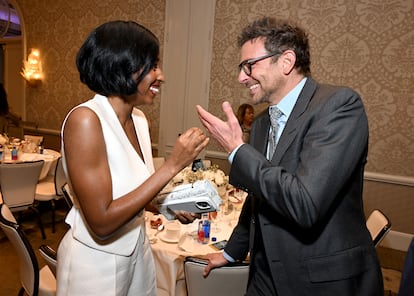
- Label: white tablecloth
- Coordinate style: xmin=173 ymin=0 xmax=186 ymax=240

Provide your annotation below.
xmin=146 ymin=207 xmax=241 ymax=296
xmin=3 ymin=149 xmax=61 ymax=180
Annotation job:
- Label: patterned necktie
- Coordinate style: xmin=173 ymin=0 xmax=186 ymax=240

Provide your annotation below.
xmin=268 ymin=106 xmax=283 ymax=159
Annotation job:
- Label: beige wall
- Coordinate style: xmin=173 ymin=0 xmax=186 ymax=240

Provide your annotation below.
xmin=364 ymin=180 xmax=414 ymax=234
xmin=16 ymin=0 xmax=414 ymax=178
xmin=209 ymin=0 xmax=414 ymax=179
xmin=16 ymin=0 xmax=165 ymax=143
xmin=208 ymin=0 xmax=414 ymax=234
xmin=15 ymin=0 xmax=414 ymax=232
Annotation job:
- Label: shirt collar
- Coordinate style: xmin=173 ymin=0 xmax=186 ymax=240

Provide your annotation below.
xmin=271 ymin=77 xmax=307 ymax=118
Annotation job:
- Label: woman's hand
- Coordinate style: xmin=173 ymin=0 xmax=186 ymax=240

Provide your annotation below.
xmin=166 ymin=127 xmax=209 ymax=173
xmin=174 ymin=210 xmax=201 ymax=224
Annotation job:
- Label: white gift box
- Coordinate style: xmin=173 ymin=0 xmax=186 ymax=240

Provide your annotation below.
xmin=152 ymin=180 xmax=222 ymax=220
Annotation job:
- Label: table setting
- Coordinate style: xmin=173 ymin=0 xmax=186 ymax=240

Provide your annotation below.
xmin=0 ymin=133 xmax=61 ymax=180
xmin=147 ymin=161 xmax=247 ymax=296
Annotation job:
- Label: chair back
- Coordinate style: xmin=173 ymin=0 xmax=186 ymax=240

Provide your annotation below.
xmin=184 ymin=256 xmax=249 ymax=296
xmin=0 ymin=203 xmax=39 ymax=296
xmin=61 ymin=183 xmax=74 ymax=208
xmin=0 ymin=160 xmax=44 ymax=211
xmin=53 ymin=157 xmax=66 ymax=196
xmin=366 ymin=209 xmax=391 ymax=247
xmin=39 ymin=245 xmax=57 ymax=277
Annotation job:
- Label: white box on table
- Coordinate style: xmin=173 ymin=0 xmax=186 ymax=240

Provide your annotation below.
xmin=152 ymin=180 xmax=222 ymax=220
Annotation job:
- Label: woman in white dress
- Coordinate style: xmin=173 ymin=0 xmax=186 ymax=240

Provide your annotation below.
xmin=57 ymin=21 xmax=209 ymax=295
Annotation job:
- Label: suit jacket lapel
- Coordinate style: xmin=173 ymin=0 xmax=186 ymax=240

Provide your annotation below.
xmin=272 ymin=78 xmax=317 ymax=164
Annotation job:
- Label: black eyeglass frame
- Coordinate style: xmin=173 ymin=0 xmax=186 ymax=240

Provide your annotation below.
xmin=238 ymin=52 xmax=280 ymax=76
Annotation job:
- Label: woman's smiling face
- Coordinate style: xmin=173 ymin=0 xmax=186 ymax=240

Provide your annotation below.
xmin=134 ymin=61 xmax=164 ymax=106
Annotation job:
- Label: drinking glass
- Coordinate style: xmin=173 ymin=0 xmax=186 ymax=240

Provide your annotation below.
xmin=209 ymin=211 xmax=221 ymax=233
xmin=218 ymin=194 xmax=233 ymax=226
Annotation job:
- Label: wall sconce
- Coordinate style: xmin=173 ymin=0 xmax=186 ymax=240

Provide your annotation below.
xmin=21 ymin=48 xmax=44 ymax=86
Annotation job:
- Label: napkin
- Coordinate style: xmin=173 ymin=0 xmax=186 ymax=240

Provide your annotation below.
xmin=178 ymin=232 xmax=199 ymax=252
xmin=178 ymin=232 xmax=215 ymax=254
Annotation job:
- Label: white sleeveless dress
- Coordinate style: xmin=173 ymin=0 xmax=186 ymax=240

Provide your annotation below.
xmin=57 ymin=94 xmax=157 ymax=296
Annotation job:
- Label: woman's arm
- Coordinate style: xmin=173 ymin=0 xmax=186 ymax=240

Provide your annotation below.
xmin=63 ymin=107 xmax=208 ymax=239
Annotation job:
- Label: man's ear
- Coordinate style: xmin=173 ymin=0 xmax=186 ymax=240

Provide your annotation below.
xmin=281 ymin=50 xmax=296 ymax=75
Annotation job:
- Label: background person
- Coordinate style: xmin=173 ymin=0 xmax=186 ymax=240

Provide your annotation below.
xmin=197 ymin=17 xmax=383 ymax=295
xmin=57 ymin=20 xmax=209 ymax=295
xmin=236 ymin=103 xmax=254 ymax=143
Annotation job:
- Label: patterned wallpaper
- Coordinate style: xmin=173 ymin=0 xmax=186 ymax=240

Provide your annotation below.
xmin=16 ymin=0 xmax=165 ymax=145
xmin=209 ymin=0 xmax=414 ymax=177
xmin=16 ymin=0 xmax=414 ymax=178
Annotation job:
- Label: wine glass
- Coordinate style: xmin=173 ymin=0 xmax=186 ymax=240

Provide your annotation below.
xmin=217 ymin=193 xmax=233 ymax=227
xmin=209 ymin=211 xmax=221 ymax=233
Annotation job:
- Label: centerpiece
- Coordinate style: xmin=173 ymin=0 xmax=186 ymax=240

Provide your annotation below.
xmin=169 ymin=163 xmax=229 ymax=195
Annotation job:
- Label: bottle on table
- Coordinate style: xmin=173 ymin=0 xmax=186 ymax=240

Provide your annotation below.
xmin=11 ymin=146 xmax=18 ymax=160
xmin=197 ymin=213 xmax=211 ymax=244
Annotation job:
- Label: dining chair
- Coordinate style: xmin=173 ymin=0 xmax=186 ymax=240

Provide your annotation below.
xmin=35 ymin=157 xmax=66 ymax=233
xmin=39 ymin=244 xmax=57 ymax=277
xmin=0 ymin=160 xmax=46 ymax=239
xmin=0 ymin=203 xmax=56 ymax=296
xmin=366 ymin=209 xmax=392 ymax=247
xmin=61 ymin=183 xmax=74 ymax=209
xmin=184 ymin=256 xmax=249 ymax=296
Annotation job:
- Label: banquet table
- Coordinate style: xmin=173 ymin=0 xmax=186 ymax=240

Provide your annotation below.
xmin=146 ymin=203 xmax=243 ymax=296
xmin=2 ymin=149 xmax=61 ymax=180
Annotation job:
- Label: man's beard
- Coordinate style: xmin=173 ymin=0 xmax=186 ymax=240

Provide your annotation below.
xmin=253 ymin=89 xmax=271 ymax=105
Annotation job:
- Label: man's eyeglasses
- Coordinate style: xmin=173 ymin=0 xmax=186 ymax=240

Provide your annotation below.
xmin=238 ymin=52 xmax=280 ymax=76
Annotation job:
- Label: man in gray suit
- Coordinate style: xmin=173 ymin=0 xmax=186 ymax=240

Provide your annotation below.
xmin=197 ymin=17 xmax=383 ymax=295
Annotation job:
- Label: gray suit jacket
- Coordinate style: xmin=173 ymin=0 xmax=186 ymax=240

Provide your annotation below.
xmin=225 ymin=78 xmax=383 ymax=295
